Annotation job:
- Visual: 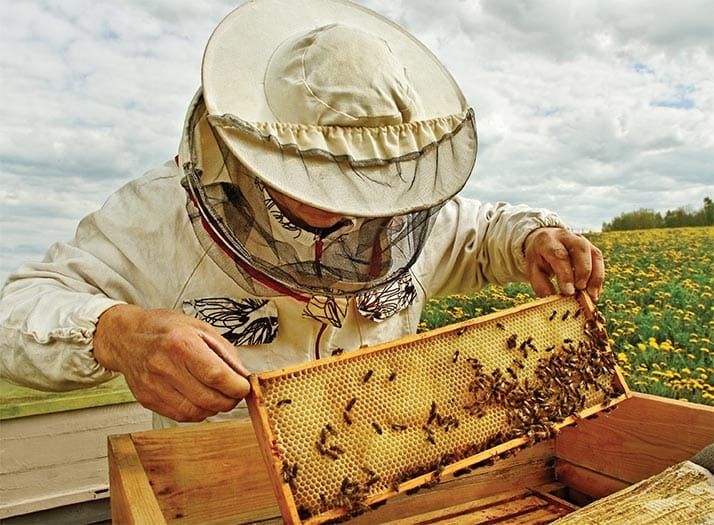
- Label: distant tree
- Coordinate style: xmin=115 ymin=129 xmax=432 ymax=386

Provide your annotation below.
xmin=602 ymin=208 xmax=664 ymax=232
xmin=663 ymin=207 xmax=691 ymax=228
xmin=704 ymin=197 xmax=714 ymax=225
xmin=602 ymin=197 xmax=712 ymax=231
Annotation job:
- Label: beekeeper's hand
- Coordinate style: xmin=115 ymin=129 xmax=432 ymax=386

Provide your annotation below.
xmin=93 ymin=304 xmax=250 ymax=422
xmin=523 ymin=227 xmax=604 ymax=302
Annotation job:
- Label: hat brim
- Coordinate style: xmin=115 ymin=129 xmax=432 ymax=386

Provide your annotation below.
xmin=201 ymin=0 xmax=477 ymax=216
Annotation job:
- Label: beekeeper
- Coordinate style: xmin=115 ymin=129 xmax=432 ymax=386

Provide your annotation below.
xmin=0 ymin=0 xmax=603 ymax=428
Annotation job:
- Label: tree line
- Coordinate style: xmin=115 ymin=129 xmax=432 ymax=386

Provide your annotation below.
xmin=602 ymin=197 xmax=714 ymax=232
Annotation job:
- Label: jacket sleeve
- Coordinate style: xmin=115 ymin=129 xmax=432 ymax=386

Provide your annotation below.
xmin=0 ymin=161 xmax=200 ymax=391
xmin=414 ymin=197 xmax=566 ymax=298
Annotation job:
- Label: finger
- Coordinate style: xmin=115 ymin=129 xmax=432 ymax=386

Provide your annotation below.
xmin=129 ymin=379 xmax=217 ymax=422
xmin=529 ymin=264 xmax=557 ymax=298
xmin=172 ymin=371 xmax=242 ymax=413
xmin=184 ymin=338 xmax=251 ymax=400
xmin=560 ymin=235 xmax=593 ymax=291
xmin=541 ymin=243 xmax=576 ymax=295
xmin=587 ymin=246 xmax=605 ymax=301
xmin=140 ymin=350 xmax=240 ymax=413
xmin=199 ymin=331 xmax=251 ymax=377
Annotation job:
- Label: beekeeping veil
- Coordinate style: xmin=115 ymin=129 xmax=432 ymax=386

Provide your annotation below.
xmin=179 ymin=0 xmax=477 ymax=324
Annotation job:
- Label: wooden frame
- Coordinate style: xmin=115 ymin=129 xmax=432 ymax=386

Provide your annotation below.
xmin=108 ymin=393 xmax=713 ymax=524
xmin=245 ymin=294 xmax=629 ymax=523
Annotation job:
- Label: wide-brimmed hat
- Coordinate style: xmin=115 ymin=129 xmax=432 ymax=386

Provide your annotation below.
xmin=200 ymin=0 xmax=477 ymax=218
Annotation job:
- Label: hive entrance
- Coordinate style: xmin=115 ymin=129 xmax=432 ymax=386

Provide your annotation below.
xmin=247 ymin=294 xmax=629 ymax=524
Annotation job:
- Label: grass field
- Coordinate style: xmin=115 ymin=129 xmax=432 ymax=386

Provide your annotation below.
xmin=420 ymin=226 xmax=714 ymax=406
xmin=2 ymin=226 xmax=711 ymax=418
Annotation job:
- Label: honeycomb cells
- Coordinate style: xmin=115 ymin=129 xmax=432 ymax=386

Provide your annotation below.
xmin=256 ymin=295 xmax=621 ymax=518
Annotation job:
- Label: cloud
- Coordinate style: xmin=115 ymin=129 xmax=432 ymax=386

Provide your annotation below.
xmin=1 ymin=0 xmax=713 ymax=283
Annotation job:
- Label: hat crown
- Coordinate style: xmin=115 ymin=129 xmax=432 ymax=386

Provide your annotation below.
xmin=265 ymin=24 xmax=422 ymax=126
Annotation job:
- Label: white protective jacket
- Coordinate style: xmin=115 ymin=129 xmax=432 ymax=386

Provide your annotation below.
xmin=0 ymin=160 xmax=563 ymax=427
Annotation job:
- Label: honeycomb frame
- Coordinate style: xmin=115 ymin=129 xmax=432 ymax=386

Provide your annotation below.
xmin=246 ymin=293 xmax=630 ymax=524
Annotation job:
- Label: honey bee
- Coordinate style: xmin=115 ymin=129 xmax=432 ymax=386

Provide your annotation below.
xmin=574 ymin=308 xmax=582 ymax=319
xmin=331 ymin=348 xmax=344 ymax=356
xmin=467 ymin=357 xmax=483 ymax=372
xmin=452 ymin=349 xmax=460 ymax=363
xmin=427 ymin=401 xmax=438 ymax=425
xmin=363 ymin=369 xmax=374 ymax=383
xmin=317 ymin=443 xmax=339 ymax=460
xmin=343 ymin=411 xmax=353 ymax=425
xmin=329 ymin=444 xmax=345 ymax=455
xmin=281 ymin=460 xmax=299 ymax=487
xmin=506 ymin=334 xmax=518 ymax=349
xmin=388 ymin=371 xmax=397 ymax=381
xmin=496 ymin=322 xmax=505 ymax=330
xmin=549 ymin=310 xmax=558 ymax=321
xmin=276 ymin=398 xmax=292 ymax=407
xmin=390 ymin=423 xmax=408 ymax=431
xmin=362 ymin=467 xmax=381 ymax=487
xmin=371 ymin=421 xmax=383 ymax=435
xmin=561 ymin=310 xmax=570 ymax=321
xmin=346 ymin=397 xmax=357 ymax=411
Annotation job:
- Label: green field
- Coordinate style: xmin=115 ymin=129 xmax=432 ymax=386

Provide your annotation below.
xmin=2 ymin=226 xmax=712 ymax=419
xmin=420 ymin=226 xmax=714 ymax=406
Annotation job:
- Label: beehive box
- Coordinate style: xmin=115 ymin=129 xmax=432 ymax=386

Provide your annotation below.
xmin=246 ymin=293 xmax=630 ymax=524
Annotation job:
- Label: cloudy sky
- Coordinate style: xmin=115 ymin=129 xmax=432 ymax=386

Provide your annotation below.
xmin=1 ymin=0 xmax=712 ymax=283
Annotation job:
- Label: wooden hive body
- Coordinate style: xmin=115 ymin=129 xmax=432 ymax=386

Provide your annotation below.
xmin=246 ymin=294 xmax=630 ymax=524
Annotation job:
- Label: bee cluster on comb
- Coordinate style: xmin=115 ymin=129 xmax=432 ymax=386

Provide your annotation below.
xmin=247 ymin=294 xmax=628 ymax=524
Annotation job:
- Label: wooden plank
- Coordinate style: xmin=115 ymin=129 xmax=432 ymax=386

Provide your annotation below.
xmin=530 ymin=486 xmax=580 ymax=511
xmin=1 ymin=402 xmax=151 ymax=472
xmin=0 ymin=402 xmax=151 ymax=519
xmin=129 ymin=420 xmax=279 ymax=524
xmin=119 ymin=421 xmax=555 ymax=525
xmin=0 ymin=377 xmax=135 ymax=420
xmin=555 ymin=460 xmax=629 ymax=500
xmin=108 ymin=434 xmax=166 ymax=524
xmin=382 ymin=490 xmax=573 ymax=525
xmin=555 ymin=392 xmax=714 ymax=483
xmin=0 ymin=484 xmax=108 ymax=521
xmin=495 ymin=504 xmax=571 ymax=524
xmin=0 ymin=498 xmax=109 ymax=525
xmin=383 ymin=492 xmax=541 ymax=524
xmin=348 ymin=441 xmax=556 ymax=524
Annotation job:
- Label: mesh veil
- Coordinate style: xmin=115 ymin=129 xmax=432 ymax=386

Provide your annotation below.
xmin=180 ymin=96 xmax=461 ymax=298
